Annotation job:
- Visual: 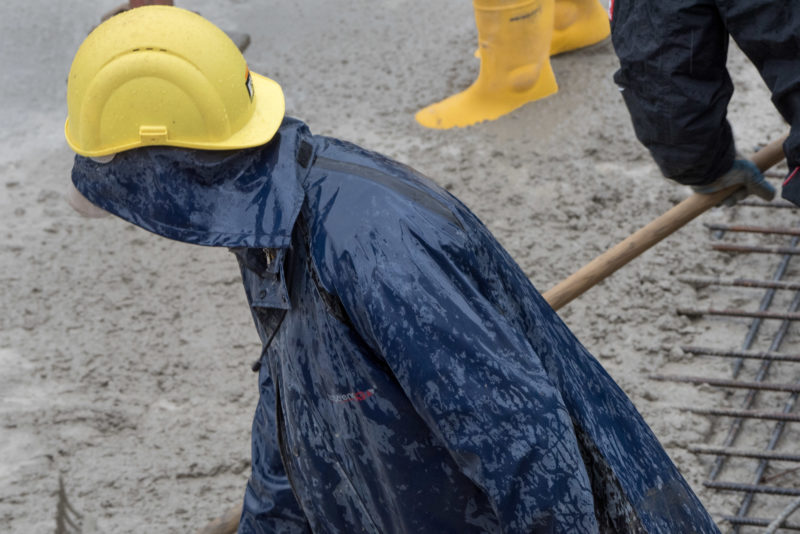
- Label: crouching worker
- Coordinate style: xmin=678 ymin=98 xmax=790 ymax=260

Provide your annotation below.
xmin=65 ymin=7 xmax=720 ymax=534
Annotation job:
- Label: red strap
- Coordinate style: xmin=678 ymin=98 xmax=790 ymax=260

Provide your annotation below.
xmin=783 ymin=166 xmax=799 ymax=186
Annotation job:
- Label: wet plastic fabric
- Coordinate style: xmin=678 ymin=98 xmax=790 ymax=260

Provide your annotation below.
xmin=72 ymin=118 xmax=720 ymax=534
xmin=611 ymin=0 xmax=800 ymax=188
xmin=72 ymin=143 xmax=304 ymax=249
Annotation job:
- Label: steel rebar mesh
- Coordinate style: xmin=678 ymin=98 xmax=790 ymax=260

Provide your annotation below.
xmin=661 ymin=174 xmax=800 ymax=533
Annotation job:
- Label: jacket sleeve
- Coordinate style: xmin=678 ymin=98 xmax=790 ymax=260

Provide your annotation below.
xmin=611 ymin=0 xmax=736 ymax=186
xmin=717 ymin=1 xmax=800 ymax=173
xmin=330 ymin=225 xmax=599 ymax=532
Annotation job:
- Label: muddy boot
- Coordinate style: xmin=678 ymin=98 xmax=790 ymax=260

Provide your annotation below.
xmin=550 ymin=0 xmax=610 ymax=56
xmin=416 ymin=0 xmax=557 ymax=129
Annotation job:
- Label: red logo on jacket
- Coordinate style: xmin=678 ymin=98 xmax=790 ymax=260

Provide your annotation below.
xmin=329 ymin=388 xmax=376 ymax=403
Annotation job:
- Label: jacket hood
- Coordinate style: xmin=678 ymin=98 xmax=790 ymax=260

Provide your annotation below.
xmin=71 ymin=118 xmax=311 ymax=248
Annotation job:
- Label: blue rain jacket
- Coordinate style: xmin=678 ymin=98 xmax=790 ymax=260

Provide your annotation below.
xmin=72 ymin=118 xmax=720 ymax=534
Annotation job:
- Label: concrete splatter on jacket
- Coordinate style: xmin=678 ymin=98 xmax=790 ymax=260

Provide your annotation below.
xmin=72 ymin=118 xmax=720 ymax=534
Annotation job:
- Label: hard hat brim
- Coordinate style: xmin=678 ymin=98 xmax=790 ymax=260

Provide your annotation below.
xmin=218 ymin=72 xmax=286 ymax=151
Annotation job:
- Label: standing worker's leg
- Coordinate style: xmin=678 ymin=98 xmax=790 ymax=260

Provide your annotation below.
xmin=101 ymin=0 xmax=173 ymax=21
xmin=551 ymin=0 xmax=609 ymax=55
xmin=470 ymin=1 xmax=608 ymax=58
xmin=611 ymin=0 xmax=735 ymax=186
xmin=715 ymin=0 xmax=800 ymax=204
xmin=415 ymin=0 xmax=557 ymax=129
xmin=130 ymin=0 xmax=173 ymax=6
xmin=100 ymin=0 xmax=251 ymax=52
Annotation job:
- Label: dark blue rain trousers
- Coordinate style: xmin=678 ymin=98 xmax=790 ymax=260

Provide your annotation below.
xmin=611 ymin=0 xmax=800 ymax=205
xmin=72 ymin=118 xmax=720 ymax=534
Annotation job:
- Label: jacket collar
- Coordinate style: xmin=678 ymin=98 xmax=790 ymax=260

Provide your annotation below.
xmin=71 ymin=117 xmax=312 ymax=248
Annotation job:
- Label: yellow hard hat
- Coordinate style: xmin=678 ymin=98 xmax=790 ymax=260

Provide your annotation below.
xmin=65 ymin=6 xmax=285 ymax=157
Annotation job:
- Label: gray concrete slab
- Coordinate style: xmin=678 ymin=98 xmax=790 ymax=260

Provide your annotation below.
xmin=0 ymin=1 xmax=790 ymax=532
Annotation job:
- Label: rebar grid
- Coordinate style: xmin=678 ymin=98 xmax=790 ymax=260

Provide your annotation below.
xmin=661 ymin=190 xmax=800 ymax=533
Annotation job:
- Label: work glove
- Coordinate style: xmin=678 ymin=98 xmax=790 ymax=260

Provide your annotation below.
xmin=691 ymin=159 xmax=776 ymax=206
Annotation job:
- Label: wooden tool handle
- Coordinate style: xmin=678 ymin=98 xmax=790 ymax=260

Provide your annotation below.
xmin=195 ymin=503 xmax=242 ymax=534
xmin=542 ymin=135 xmax=788 ymax=311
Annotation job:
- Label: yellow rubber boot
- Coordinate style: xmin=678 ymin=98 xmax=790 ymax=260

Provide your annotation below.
xmin=416 ymin=0 xmax=557 ymax=129
xmin=550 ymin=0 xmax=610 ymax=56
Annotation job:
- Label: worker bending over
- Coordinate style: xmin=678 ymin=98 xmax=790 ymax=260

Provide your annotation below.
xmin=66 ymin=7 xmax=719 ymax=533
